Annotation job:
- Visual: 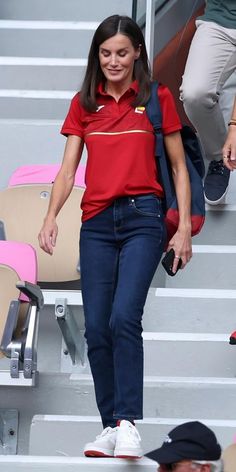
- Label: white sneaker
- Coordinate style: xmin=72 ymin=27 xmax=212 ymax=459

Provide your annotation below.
xmin=84 ymin=426 xmax=118 ymax=457
xmin=114 ymin=420 xmax=143 ymax=459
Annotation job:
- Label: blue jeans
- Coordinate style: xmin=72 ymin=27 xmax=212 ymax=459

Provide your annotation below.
xmin=80 ymin=194 xmax=166 ymax=428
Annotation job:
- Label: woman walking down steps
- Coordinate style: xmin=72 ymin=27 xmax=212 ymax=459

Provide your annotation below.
xmin=38 ymin=14 xmax=192 ymax=458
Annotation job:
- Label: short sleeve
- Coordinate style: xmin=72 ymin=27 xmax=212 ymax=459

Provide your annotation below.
xmin=60 ymin=93 xmax=84 ymax=138
xmin=158 ymin=85 xmax=182 ymax=135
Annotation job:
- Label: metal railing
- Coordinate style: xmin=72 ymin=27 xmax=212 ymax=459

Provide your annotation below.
xmin=132 ymin=0 xmax=157 ymax=67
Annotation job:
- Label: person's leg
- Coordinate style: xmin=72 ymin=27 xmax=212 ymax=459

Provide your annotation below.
xmin=180 ymin=20 xmax=236 ymax=162
xmin=80 ymin=196 xmax=166 ymax=458
xmin=109 ymin=195 xmax=166 ymax=457
xmin=180 ymin=21 xmax=236 ymax=204
xmin=79 ymin=206 xmax=119 ymax=430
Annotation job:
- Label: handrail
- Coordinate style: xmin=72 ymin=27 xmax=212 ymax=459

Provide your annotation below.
xmin=132 ymin=0 xmax=155 ymax=67
xmin=145 ymin=0 xmax=155 ymax=67
xmin=132 ymin=0 xmax=138 ymax=20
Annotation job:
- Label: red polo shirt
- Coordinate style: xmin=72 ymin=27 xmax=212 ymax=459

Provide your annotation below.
xmin=61 ymin=81 xmax=181 ymax=221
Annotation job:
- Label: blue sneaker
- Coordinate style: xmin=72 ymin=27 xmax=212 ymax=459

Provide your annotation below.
xmin=204 ymin=159 xmax=230 ymax=205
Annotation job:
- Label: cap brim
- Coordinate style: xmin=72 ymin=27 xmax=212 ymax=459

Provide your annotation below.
xmin=145 ymin=445 xmax=185 ymax=464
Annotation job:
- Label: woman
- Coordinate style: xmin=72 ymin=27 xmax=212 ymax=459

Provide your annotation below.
xmin=38 ymin=14 xmax=192 ymax=459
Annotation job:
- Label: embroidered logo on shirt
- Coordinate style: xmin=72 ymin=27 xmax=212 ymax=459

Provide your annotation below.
xmin=96 ymin=105 xmax=105 ymax=112
xmin=135 ymin=106 xmax=145 ymax=114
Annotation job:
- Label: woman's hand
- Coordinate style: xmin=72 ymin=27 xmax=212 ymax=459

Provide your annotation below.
xmin=167 ymin=226 xmax=192 ymax=274
xmin=38 ymin=216 xmax=58 ymax=255
xmin=38 ymin=135 xmax=84 ymax=255
xmin=164 ymin=131 xmax=192 ymax=273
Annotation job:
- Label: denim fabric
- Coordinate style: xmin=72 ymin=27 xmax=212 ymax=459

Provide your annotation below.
xmin=80 ymin=194 xmax=166 ymax=428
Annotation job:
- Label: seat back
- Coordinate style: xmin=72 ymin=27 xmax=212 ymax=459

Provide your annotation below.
xmin=8 ymin=164 xmax=86 ymax=188
xmin=0 ymin=241 xmax=37 ymax=359
xmin=0 ymin=264 xmax=19 ymax=359
xmin=0 ymin=185 xmax=84 ymax=282
xmin=0 ymin=240 xmax=37 ymax=299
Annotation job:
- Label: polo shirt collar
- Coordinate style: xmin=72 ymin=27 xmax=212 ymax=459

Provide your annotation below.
xmin=97 ymin=80 xmax=139 ymax=97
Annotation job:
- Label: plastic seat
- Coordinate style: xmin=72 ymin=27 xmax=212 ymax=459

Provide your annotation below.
xmin=8 ymin=164 xmax=86 ymax=188
xmin=0 ymin=241 xmax=43 ymax=385
xmin=0 ymin=165 xmax=86 ymax=366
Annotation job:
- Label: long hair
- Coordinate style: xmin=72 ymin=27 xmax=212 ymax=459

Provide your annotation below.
xmin=80 ymin=15 xmax=151 ymax=111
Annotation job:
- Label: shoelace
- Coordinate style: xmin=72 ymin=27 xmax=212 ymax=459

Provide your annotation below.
xmin=126 ymin=423 xmax=141 ymax=441
xmin=96 ymin=426 xmax=117 ymax=439
xmin=207 ymin=160 xmax=226 ymax=175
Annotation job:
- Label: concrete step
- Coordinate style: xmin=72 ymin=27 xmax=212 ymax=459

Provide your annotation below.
xmin=35 ymin=302 xmax=236 ymax=378
xmin=0 ymin=119 xmax=87 ymax=190
xmin=143 ymin=333 xmax=235 ymax=377
xmin=0 ymin=0 xmax=132 ymax=21
xmin=29 ymin=415 xmax=236 ymax=455
xmin=0 ymin=63 xmax=85 ymax=90
xmin=1 ymin=372 xmax=236 ymax=425
xmin=56 ymin=333 xmax=235 ymax=377
xmin=0 ymin=456 xmax=155 ymax=472
xmin=0 ymin=26 xmax=94 ymax=58
xmin=194 ymin=206 xmax=236 ymax=245
xmin=143 ymin=288 xmax=236 ymax=333
xmin=154 ymin=245 xmax=236 ymax=290
xmin=70 ymin=375 xmax=236 ymax=420
xmin=0 ymin=94 xmax=71 ymax=119
xmin=145 ymin=333 xmax=235 ymax=376
xmin=40 ymin=287 xmax=236 ymax=336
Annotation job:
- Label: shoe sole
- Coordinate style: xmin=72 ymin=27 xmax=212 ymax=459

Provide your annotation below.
xmin=204 ymin=187 xmax=228 ymax=205
xmin=114 ymin=447 xmax=143 ymax=459
xmin=115 ymin=454 xmax=142 ymax=459
xmin=84 ymin=450 xmax=114 ymax=457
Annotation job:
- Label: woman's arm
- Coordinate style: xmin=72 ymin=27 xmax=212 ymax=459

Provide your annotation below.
xmin=38 ymin=135 xmax=84 ymax=254
xmin=164 ymin=131 xmax=192 ymax=272
xmin=223 ymin=97 xmax=236 ymax=171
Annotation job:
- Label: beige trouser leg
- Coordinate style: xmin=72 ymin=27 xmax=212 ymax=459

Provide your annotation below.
xmin=180 ymin=20 xmax=236 ymax=162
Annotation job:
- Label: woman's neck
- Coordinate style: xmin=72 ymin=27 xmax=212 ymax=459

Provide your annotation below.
xmin=105 ymin=80 xmax=133 ymax=102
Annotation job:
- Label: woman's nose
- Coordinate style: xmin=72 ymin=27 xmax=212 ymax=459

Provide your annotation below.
xmin=110 ymin=54 xmax=118 ymax=66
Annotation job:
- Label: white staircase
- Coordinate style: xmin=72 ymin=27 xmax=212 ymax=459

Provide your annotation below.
xmin=1 ymin=1 xmax=236 ymax=470
xmin=0 ymin=0 xmax=132 ymax=189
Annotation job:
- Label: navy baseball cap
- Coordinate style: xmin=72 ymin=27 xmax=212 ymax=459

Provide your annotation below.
xmin=146 ymin=421 xmax=222 ymax=464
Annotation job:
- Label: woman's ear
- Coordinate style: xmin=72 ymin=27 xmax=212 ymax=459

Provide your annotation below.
xmin=135 ymin=44 xmax=141 ymax=60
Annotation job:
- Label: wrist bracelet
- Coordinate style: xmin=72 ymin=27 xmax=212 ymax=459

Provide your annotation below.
xmin=228 ymin=121 xmax=236 ymax=126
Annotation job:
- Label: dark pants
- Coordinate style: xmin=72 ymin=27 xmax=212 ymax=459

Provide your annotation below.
xmin=80 ymin=194 xmax=166 ymax=428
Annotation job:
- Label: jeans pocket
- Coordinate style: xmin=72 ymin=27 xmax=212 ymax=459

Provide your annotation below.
xmin=129 ymin=194 xmax=162 ymax=217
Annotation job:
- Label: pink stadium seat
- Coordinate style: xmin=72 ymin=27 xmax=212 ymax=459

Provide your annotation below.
xmin=0 ymin=241 xmax=37 ymax=301
xmin=8 ymin=164 xmax=86 ymax=188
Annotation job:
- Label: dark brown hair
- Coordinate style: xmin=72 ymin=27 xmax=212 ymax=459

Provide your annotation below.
xmin=80 ymin=15 xmax=151 ymax=112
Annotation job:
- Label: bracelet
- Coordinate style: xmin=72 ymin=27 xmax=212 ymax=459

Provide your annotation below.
xmin=228 ymin=121 xmax=236 ymax=126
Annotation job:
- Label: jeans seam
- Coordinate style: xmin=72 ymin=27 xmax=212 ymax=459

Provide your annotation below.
xmin=113 ymin=413 xmax=143 ymax=419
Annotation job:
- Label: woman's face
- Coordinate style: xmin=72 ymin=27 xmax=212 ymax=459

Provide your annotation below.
xmin=98 ymin=33 xmax=140 ymax=87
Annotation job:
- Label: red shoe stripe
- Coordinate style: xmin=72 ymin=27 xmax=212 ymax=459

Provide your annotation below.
xmin=84 ymin=450 xmax=113 ymax=458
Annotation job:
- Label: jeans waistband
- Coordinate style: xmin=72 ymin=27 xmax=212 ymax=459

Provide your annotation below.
xmin=113 ymin=193 xmax=162 ymax=205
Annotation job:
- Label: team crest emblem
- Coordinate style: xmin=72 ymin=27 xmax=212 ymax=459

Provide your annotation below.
xmin=135 ymin=106 xmax=145 ymax=114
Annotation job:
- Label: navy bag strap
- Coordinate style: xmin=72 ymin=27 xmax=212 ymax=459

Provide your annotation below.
xmin=146 ymin=81 xmax=176 ymax=211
